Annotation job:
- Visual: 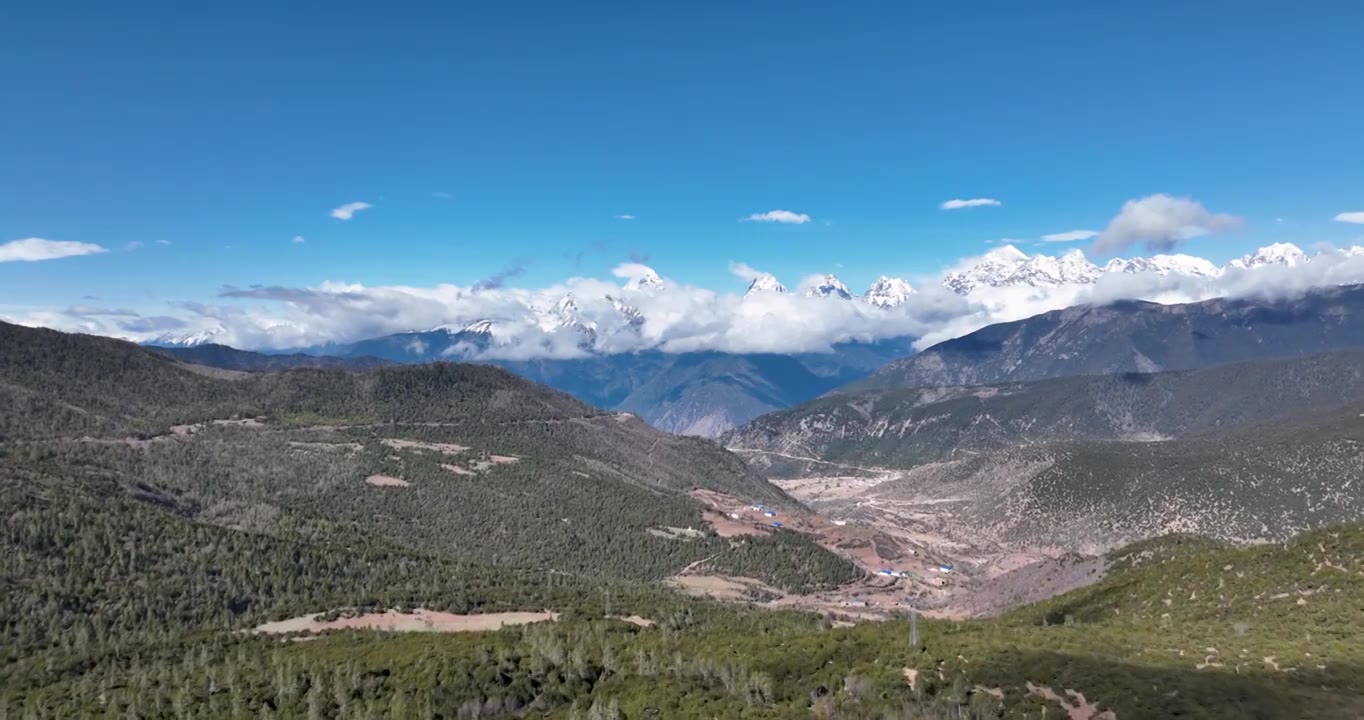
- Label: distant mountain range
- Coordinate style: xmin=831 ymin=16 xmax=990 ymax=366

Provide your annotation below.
xmin=150 ymin=330 xmax=919 ymax=437
xmin=727 ymin=348 xmax=1364 ymax=471
xmin=721 ymin=282 xmax=1364 ymax=552
xmin=152 ymin=344 xmax=392 ymax=371
xmin=941 ymin=241 xmax=1347 ymax=295
xmin=848 ymin=283 xmax=1364 ymax=392
xmin=136 ymin=244 xmax=1364 ymax=436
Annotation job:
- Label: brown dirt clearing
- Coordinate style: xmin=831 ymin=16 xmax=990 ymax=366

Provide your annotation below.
xmin=381 ymin=438 xmax=469 ymax=455
xmin=365 ymin=474 xmax=410 ymax=487
xmin=254 ymin=609 xmax=559 ymax=635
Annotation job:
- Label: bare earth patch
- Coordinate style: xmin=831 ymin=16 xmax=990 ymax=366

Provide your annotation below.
xmin=489 ymin=454 xmax=520 ymax=464
xmin=700 ymin=510 xmax=767 ymax=538
xmin=288 ymin=441 xmax=363 ymax=452
xmin=610 ymin=615 xmax=656 ymax=628
xmin=1025 ymin=683 xmax=1117 ymax=720
xmin=667 ymin=574 xmax=782 ymax=601
xmin=365 ymin=475 xmax=410 ymax=488
xmin=647 ymin=526 xmax=706 ymax=540
xmin=171 ymin=417 xmax=266 ymax=436
xmin=254 ymin=609 xmax=559 ymax=635
xmin=381 ymin=438 xmax=469 ymax=455
xmin=441 ymin=463 xmax=474 ymax=476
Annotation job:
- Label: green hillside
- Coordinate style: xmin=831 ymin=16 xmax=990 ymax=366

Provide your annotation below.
xmin=0 ymin=319 xmax=856 ymax=592
xmin=7 ymin=479 xmax=1362 ymax=719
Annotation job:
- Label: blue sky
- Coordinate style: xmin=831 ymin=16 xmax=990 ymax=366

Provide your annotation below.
xmin=3 ymin=0 xmax=1363 ymax=318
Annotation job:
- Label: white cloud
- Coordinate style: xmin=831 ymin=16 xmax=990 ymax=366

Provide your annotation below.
xmin=156 ymin=240 xmax=172 ymax=246
xmin=1093 ymin=194 xmax=1241 ymax=254
xmin=1040 ymin=229 xmax=1099 ymax=243
xmin=613 ymin=214 xmax=636 ymax=220
xmin=125 ymin=241 xmax=145 ymax=251
xmin=292 ymin=235 xmax=306 ymax=244
xmin=1335 ymin=211 xmax=1364 ymax=224
xmin=329 ymin=201 xmax=373 ymax=220
xmin=0 ymin=237 xmax=109 ymax=263
xmin=16 ymin=241 xmax=1364 ymax=364
xmin=742 ymin=209 xmax=811 ymax=224
xmin=726 ymin=261 xmax=766 ymax=282
xmin=941 ymin=198 xmax=1001 ymax=210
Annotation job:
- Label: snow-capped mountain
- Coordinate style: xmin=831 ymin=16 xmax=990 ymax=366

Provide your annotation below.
xmin=1104 ymin=254 xmax=1222 ymax=278
xmin=606 ymin=294 xmax=646 ymax=328
xmin=942 ymin=245 xmax=1031 ymax=294
xmin=144 ymin=328 xmax=224 ymax=348
xmin=744 ymin=274 xmax=787 ymax=296
xmin=1227 ymin=243 xmax=1307 ymax=270
xmin=533 ymin=293 xmax=598 ymax=338
xmin=863 ymin=276 xmax=915 ymax=308
xmin=624 ymin=268 xmax=665 ymax=292
xmin=805 ymin=274 xmax=853 ymax=300
xmin=943 ymin=246 xmax=1103 ymax=294
xmin=459 ymin=320 xmax=497 ymax=335
xmin=1005 ymin=249 xmax=1102 ymax=287
xmin=943 ymin=244 xmax=1328 ymax=296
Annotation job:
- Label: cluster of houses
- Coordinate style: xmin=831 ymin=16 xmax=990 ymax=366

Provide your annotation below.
xmin=875 ymin=562 xmax=954 ymax=581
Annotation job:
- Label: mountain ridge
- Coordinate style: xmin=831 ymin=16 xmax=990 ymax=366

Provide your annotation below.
xmin=846 ymin=283 xmax=1364 ymax=392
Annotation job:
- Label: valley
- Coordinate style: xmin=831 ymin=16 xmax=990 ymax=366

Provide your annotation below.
xmin=7 ymin=294 xmax=1364 ymax=718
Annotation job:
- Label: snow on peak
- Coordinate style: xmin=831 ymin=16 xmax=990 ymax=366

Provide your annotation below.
xmin=805 ymin=274 xmax=853 ymax=300
xmin=943 ymin=246 xmax=1031 ymax=294
xmin=146 ymin=328 xmax=223 ymax=348
xmin=537 ymin=293 xmax=598 ymax=336
xmin=945 ymin=247 xmax=1099 ymax=294
xmin=863 ymin=276 xmax=915 ymax=308
xmin=623 ymin=266 xmax=665 ymax=291
xmin=984 ymin=244 xmax=1029 ymax=263
xmin=606 ymin=294 xmax=646 ymax=328
xmin=1104 ymin=254 xmax=1222 ymax=278
xmin=745 ymin=274 xmax=787 ymax=296
xmin=1227 ymin=243 xmax=1307 ymax=270
xmin=457 ymin=320 xmax=506 ymax=337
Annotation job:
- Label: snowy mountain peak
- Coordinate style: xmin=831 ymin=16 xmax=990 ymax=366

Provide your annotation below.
xmin=745 ymin=274 xmax=787 ymax=296
xmin=985 ymin=244 xmax=1029 ymax=263
xmin=805 ymin=274 xmax=853 ymax=300
xmin=542 ymin=293 xmax=598 ymax=336
xmin=945 ymin=247 xmax=1099 ymax=294
xmin=624 ymin=266 xmax=665 ymax=292
xmin=863 ymin=276 xmax=915 ymax=308
xmin=145 ymin=328 xmax=223 ymax=348
xmin=460 ymin=320 xmax=497 ymax=335
xmin=1103 ymin=254 xmax=1222 ymax=278
xmin=943 ymin=246 xmax=1033 ymax=294
xmin=1227 ymin=243 xmax=1307 ymax=270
